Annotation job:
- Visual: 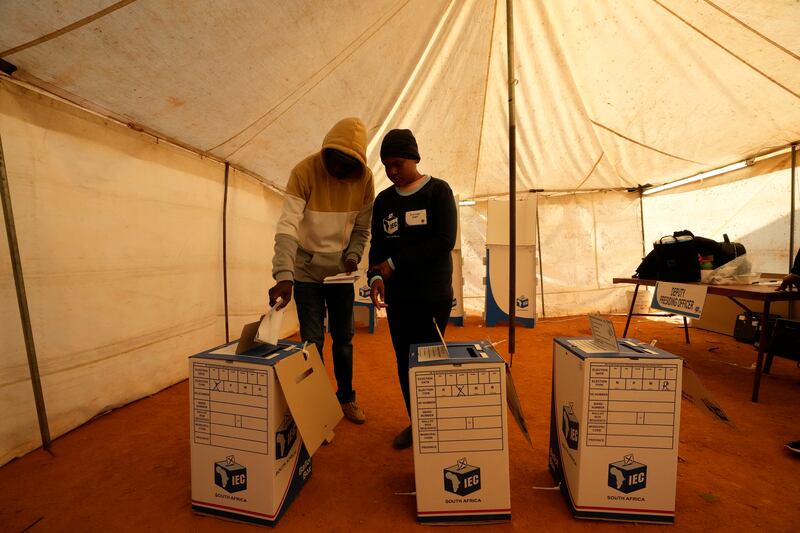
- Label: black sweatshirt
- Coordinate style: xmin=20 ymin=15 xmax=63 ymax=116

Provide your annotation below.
xmin=369 ymin=176 xmax=457 ymax=305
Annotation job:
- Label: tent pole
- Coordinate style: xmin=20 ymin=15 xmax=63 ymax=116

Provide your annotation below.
xmin=639 ymin=191 xmax=646 ymax=258
xmin=223 ymin=162 xmax=230 ymax=343
xmin=506 ymin=0 xmax=517 ymax=366
xmin=791 ymin=143 xmax=797 ymax=320
xmin=791 ymin=143 xmax=797 ymax=273
xmin=0 ymin=134 xmax=51 ymax=450
xmin=535 ymin=196 xmax=545 ymax=318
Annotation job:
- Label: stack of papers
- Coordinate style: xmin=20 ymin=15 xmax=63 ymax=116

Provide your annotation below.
xmin=323 ymin=272 xmax=360 ymax=284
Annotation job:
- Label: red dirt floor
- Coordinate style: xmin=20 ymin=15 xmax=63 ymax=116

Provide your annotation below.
xmin=2 ymin=315 xmax=799 ymax=532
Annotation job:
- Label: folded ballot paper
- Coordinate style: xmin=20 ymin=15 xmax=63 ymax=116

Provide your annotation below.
xmin=255 ymin=298 xmax=286 ymax=346
xmin=323 ymin=272 xmax=360 ymax=284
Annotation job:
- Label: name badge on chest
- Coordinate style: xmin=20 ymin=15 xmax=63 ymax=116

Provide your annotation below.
xmin=405 ymin=209 xmax=427 ymax=226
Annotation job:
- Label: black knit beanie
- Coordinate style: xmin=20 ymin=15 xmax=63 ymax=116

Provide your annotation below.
xmin=380 ymin=129 xmax=420 ymax=161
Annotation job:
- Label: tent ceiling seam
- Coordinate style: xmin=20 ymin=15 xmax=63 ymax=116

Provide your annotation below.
xmin=589 ymin=119 xmax=702 ymax=165
xmin=471 ymin=0 xmax=499 ymax=200
xmin=470 ymin=187 xmax=635 ymax=202
xmin=652 ymin=0 xmax=800 ymax=101
xmin=702 ymin=0 xmax=800 ymax=62
xmin=537 ymin=189 xmax=634 ymax=198
xmin=0 ymin=0 xmax=137 ymax=57
xmin=574 ymin=152 xmax=604 ymax=190
xmin=213 ymin=0 xmax=412 ymax=158
xmin=1 ymin=75 xmax=286 ymax=195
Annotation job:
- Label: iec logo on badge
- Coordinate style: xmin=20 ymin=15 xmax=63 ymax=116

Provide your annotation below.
xmin=383 ymin=213 xmax=398 ymax=234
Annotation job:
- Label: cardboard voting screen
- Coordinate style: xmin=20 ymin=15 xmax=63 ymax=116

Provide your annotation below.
xmin=275 ymin=344 xmax=343 ymax=455
xmin=505 ymin=365 xmax=533 ymax=447
xmin=235 ymin=321 xmax=262 ymax=354
xmin=681 ymin=360 xmax=735 ymax=427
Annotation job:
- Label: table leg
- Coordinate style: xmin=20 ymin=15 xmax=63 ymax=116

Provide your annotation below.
xmin=751 ymin=300 xmax=771 ymax=403
xmin=683 ymin=316 xmax=690 ymax=344
xmin=623 ymin=285 xmax=639 ymax=337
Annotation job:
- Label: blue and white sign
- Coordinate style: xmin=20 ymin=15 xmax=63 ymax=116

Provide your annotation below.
xmin=650 ymin=282 xmax=708 ymax=319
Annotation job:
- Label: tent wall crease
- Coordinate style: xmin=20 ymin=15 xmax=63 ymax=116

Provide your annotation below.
xmin=0 ymin=80 xmax=292 ymax=466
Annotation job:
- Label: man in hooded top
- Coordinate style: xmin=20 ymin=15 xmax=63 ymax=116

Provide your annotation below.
xmin=269 ymin=117 xmax=374 ymax=425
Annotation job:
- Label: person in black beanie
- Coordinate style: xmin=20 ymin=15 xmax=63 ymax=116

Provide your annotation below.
xmin=368 ymin=128 xmax=457 ymax=449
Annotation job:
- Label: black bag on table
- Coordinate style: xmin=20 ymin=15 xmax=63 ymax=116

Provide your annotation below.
xmin=653 ymin=230 xmax=700 ymax=282
xmin=634 ymin=230 xmax=746 ymax=281
xmin=693 ymin=234 xmax=746 ymax=267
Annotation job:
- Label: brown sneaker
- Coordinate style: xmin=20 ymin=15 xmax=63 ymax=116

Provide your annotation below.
xmin=341 ymin=401 xmax=366 ymax=424
xmin=392 ymin=426 xmax=412 ymax=449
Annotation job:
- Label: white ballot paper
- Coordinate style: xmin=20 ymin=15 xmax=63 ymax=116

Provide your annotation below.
xmin=256 ymin=299 xmax=286 ymax=346
xmin=323 ymin=272 xmax=360 ymax=284
xmin=569 ymin=314 xmax=620 ymax=353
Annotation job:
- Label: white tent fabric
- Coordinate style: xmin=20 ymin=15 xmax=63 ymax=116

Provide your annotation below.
xmin=0 ymin=80 xmax=297 ymax=465
xmin=2 ymin=0 xmax=798 ymax=194
xmin=0 ymin=1 xmax=799 ymax=464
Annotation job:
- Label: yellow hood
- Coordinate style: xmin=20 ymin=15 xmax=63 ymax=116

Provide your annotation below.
xmin=320 ymin=117 xmax=368 ymax=172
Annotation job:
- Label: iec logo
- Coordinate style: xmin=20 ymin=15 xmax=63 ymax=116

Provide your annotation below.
xmin=443 ymin=457 xmax=481 ymax=496
xmin=561 ymin=404 xmax=579 ymax=450
xmin=214 ymin=455 xmax=247 ymax=493
xmin=516 ymin=295 xmax=529 ymax=309
xmin=608 ymin=454 xmax=647 ymax=494
xmin=275 ymin=414 xmax=298 ymax=460
xmin=383 ymin=213 xmax=399 ymax=234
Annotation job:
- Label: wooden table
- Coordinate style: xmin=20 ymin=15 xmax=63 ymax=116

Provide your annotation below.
xmin=613 ymin=277 xmax=800 ymax=402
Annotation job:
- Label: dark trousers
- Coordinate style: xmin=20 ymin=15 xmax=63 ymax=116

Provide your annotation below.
xmin=386 ymin=299 xmax=452 ymax=417
xmin=293 ymin=281 xmax=355 ymax=404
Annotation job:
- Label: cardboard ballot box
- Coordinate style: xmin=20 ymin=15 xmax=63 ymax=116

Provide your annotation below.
xmin=409 ymin=341 xmax=511 ymax=523
xmin=189 ymin=340 xmax=342 ymax=526
xmin=548 ymin=338 xmax=682 ymax=524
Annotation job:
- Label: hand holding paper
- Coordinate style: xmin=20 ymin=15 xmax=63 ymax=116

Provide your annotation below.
xmin=256 ymin=297 xmax=286 ymax=346
xmin=269 ymin=280 xmax=293 ymax=309
xmin=344 ymin=258 xmax=358 ymax=274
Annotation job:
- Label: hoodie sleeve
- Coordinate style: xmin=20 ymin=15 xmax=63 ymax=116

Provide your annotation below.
xmin=272 ymin=168 xmax=309 ymax=282
xmin=344 ymin=173 xmax=375 ymax=264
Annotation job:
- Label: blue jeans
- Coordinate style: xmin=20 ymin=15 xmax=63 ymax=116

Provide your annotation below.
xmin=293 ymin=281 xmax=355 ymax=403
